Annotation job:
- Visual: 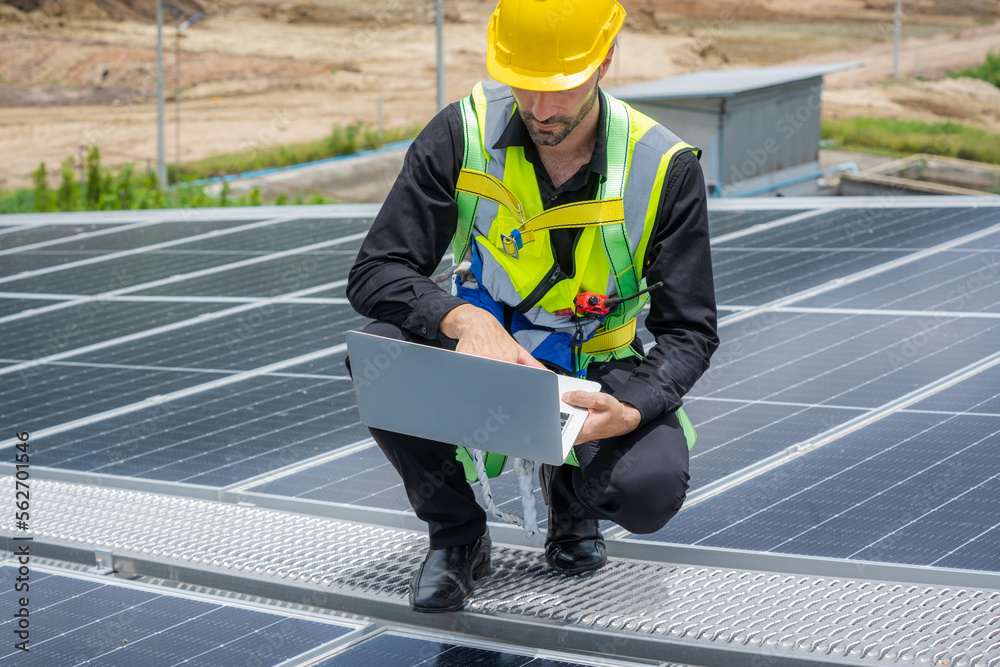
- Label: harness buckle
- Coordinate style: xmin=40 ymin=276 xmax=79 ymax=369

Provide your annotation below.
xmin=501 ymin=230 xmax=523 ymax=258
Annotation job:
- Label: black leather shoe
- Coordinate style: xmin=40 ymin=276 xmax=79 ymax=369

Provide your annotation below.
xmin=409 ymin=533 xmax=491 ymax=613
xmin=540 ymin=464 xmax=607 ymax=575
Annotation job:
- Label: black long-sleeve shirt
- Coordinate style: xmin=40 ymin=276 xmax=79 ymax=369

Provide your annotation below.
xmin=347 ymin=92 xmax=719 ymax=426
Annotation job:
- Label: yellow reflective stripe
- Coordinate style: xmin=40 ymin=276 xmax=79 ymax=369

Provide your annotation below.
xmin=456 ymin=169 xmax=524 ymax=223
xmin=580 ymin=318 xmax=636 ymax=355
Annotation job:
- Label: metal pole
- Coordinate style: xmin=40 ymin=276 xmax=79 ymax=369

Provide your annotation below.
xmin=893 ymin=0 xmax=902 ymax=78
xmin=436 ymin=0 xmax=444 ymax=110
xmin=155 ymin=0 xmax=167 ymax=188
xmin=175 ymin=29 xmax=180 ymax=180
xmin=173 ymin=13 xmax=203 ymax=184
xmin=377 ymin=94 xmax=384 ymax=145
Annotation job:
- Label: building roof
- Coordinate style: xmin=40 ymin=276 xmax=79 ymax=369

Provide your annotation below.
xmin=2 ymin=197 xmax=1000 ymax=666
xmin=607 ymin=62 xmax=862 ymax=101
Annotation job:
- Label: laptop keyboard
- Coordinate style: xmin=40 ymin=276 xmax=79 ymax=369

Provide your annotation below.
xmin=559 ymin=412 xmax=570 ymax=431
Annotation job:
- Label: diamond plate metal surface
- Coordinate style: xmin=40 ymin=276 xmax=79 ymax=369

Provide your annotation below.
xmin=4 ymin=478 xmax=1000 ymax=666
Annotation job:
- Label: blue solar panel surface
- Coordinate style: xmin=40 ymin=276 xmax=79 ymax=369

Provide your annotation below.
xmin=3 ymin=203 xmax=999 ymax=578
xmin=314 ymin=632 xmax=643 ymax=667
xmin=0 ymin=567 xmax=356 ymax=666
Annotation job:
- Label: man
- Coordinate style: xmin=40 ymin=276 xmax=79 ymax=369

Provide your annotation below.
xmin=347 ymin=0 xmax=717 ymax=613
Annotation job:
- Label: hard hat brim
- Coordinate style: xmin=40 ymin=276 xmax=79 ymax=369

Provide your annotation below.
xmin=487 ymin=47 xmax=606 ymax=92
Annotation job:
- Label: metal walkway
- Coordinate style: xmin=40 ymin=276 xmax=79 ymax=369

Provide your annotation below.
xmin=3 ymin=477 xmax=999 ymax=667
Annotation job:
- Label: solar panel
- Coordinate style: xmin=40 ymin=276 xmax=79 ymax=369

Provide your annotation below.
xmin=712 ymin=248 xmax=910 ymax=305
xmin=0 ymin=300 xmax=228 ymax=361
xmin=707 ymin=209 xmax=807 ymax=237
xmin=313 ymin=631 xmax=653 ymax=667
xmin=0 ymin=251 xmax=263 ymax=295
xmin=695 ymin=311 xmax=1000 ymax=409
xmin=31 ymin=376 xmax=367 ymax=485
xmin=0 ymin=297 xmax=57 ymax=318
xmin=132 ymin=249 xmax=361 ymax=298
xmin=25 ymin=217 xmax=264 ymax=253
xmin=717 ymin=207 xmax=997 ymax=250
xmin=74 ymin=303 xmax=366 ymax=371
xmin=0 ymin=567 xmax=358 ymax=666
xmin=646 ymin=410 xmax=1000 ymax=573
xmin=0 ymin=223 xmax=122 ymax=251
xmin=1 ymin=250 xmax=109 ymax=276
xmin=910 ymin=363 xmax=1000 ymax=414
xmin=7 ymin=201 xmax=1000 ymax=667
xmin=683 ymin=399 xmax=867 ymax=488
xmin=173 ymin=216 xmax=370 ymax=254
xmin=0 ymin=364 xmax=205 ymax=428
xmin=957 ymin=228 xmax=1000 ymax=250
xmin=795 ymin=251 xmax=1000 ymax=312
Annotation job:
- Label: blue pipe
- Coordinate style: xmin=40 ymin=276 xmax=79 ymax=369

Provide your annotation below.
xmin=730 ymin=162 xmax=861 ymax=198
xmin=176 ymin=139 xmax=415 ymax=189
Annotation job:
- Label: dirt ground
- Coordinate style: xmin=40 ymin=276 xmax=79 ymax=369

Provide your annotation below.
xmin=1 ymin=0 xmax=999 ymax=191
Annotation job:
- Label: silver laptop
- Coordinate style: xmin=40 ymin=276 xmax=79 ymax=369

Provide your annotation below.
xmin=346 ymin=330 xmax=601 ymax=465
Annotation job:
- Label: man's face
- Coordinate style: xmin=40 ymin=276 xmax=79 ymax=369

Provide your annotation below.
xmin=511 ymin=69 xmax=601 ymax=147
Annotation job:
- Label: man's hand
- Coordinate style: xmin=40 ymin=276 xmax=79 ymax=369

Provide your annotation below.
xmin=440 ymin=303 xmax=546 ymax=369
xmin=563 ymin=391 xmax=641 ymax=445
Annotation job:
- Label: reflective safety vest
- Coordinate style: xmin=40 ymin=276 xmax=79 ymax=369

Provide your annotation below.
xmin=450 ymin=82 xmax=699 ymax=481
xmin=452 ymin=81 xmax=699 ymax=376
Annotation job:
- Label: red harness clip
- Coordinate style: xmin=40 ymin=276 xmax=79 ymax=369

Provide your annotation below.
xmin=573 ymin=282 xmax=664 ymax=318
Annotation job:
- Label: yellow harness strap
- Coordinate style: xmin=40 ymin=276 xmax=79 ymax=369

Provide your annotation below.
xmin=455 ymin=169 xmax=524 ymax=224
xmin=456 ymin=168 xmax=625 ymax=257
xmin=580 ymin=318 xmax=637 ymax=356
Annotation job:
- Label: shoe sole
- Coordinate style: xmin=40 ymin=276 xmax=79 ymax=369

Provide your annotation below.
xmin=547 ymin=558 xmax=606 ymax=576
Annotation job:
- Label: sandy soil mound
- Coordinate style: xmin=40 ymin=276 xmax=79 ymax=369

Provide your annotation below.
xmin=1 ymin=0 xmax=999 ymax=191
xmin=825 ymin=76 xmax=1000 ymax=133
xmin=2 ymin=0 xmax=204 ymax=22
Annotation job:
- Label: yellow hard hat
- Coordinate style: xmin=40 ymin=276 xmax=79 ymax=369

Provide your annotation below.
xmin=487 ymin=0 xmax=626 ymax=92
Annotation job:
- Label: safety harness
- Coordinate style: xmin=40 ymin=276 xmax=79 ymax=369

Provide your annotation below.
xmin=449 ymin=83 xmax=698 ymax=536
xmin=453 ymin=85 xmax=648 ymax=376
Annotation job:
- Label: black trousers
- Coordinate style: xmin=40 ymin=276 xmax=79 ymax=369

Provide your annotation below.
xmin=353 ymin=320 xmax=691 ymax=549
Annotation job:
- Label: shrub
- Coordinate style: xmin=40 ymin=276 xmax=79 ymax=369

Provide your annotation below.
xmin=950 ymin=51 xmax=1000 ymax=88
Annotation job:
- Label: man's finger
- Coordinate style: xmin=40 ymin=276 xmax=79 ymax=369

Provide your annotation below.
xmin=517 ymin=348 xmax=547 ymax=369
xmin=563 ymin=390 xmax=607 ymax=408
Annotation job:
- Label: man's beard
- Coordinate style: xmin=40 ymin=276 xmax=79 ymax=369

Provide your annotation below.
xmin=519 ymin=83 xmax=599 ymax=147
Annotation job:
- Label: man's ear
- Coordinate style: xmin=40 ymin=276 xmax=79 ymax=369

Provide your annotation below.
xmin=598 ymin=44 xmax=615 ymax=81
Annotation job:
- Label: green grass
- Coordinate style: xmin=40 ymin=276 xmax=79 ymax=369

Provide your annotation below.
xmin=821 ymin=117 xmax=1000 ymax=165
xmin=171 ymin=120 xmax=422 ymax=183
xmin=950 ymin=50 xmax=1000 ymax=87
xmin=0 ymin=120 xmax=424 ymax=214
xmin=1 ymin=148 xmax=338 ymax=214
